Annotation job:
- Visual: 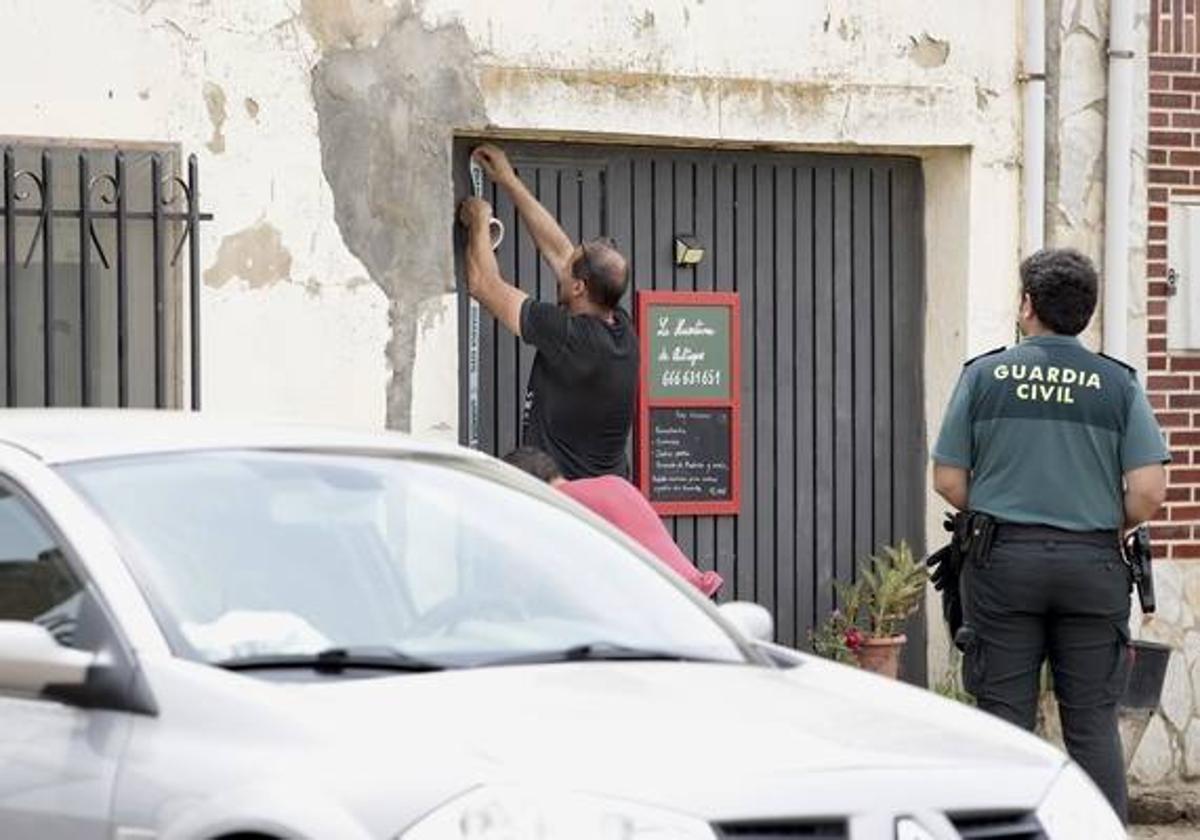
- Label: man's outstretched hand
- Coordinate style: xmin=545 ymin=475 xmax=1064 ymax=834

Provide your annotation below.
xmin=471 ymin=142 xmax=574 ymax=277
xmin=472 ymin=144 xmax=517 ymax=187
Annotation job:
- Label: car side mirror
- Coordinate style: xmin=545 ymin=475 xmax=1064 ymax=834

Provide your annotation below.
xmin=718 ymin=602 xmax=774 ymax=643
xmin=0 ymin=621 xmax=95 ymax=695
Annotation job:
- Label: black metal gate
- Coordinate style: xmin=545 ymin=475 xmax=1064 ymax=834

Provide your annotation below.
xmin=455 ymin=141 xmax=926 ymax=680
xmin=0 ymin=141 xmax=210 ymax=409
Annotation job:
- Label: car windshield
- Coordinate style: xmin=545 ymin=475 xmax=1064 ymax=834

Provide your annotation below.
xmin=61 ymin=450 xmax=745 ymax=669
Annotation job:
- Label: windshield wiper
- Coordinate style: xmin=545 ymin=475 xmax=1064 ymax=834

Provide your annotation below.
xmin=480 ymin=641 xmax=718 ymax=668
xmin=217 ymin=646 xmax=447 ymax=674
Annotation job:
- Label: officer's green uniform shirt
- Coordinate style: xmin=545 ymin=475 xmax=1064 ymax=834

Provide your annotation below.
xmin=933 ymin=335 xmax=1169 ymax=531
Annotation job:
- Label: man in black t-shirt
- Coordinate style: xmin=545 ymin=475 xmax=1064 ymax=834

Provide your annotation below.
xmin=459 ymin=144 xmax=638 ymax=479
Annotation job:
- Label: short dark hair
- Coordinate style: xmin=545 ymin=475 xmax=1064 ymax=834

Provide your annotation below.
xmin=1019 ymin=248 xmax=1098 ymax=336
xmin=572 ymin=237 xmax=628 ymax=310
xmin=501 ymin=447 xmax=563 ymax=483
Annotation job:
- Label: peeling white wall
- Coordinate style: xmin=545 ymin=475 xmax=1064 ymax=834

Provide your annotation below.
xmin=410 ymin=293 xmax=459 ymax=443
xmin=0 ymin=0 xmax=1035 ymax=680
xmin=0 ymin=0 xmax=390 ymax=428
xmin=0 ymin=0 xmax=1024 ymax=452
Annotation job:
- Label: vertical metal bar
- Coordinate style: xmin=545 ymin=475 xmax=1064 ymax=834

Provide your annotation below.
xmin=188 ymin=154 xmax=201 ymax=410
xmin=492 ymin=175 xmax=518 ymax=454
xmin=115 ymin=152 xmax=128 ymax=407
xmin=41 ymin=151 xmax=54 ymax=407
xmin=467 ymin=159 xmax=483 ymax=449
xmin=3 ymin=149 xmax=14 ymax=407
xmin=151 ymin=154 xmax=164 ymax=408
xmin=753 ymin=163 xmax=775 ymax=613
xmin=78 ymin=154 xmax=91 ymax=406
xmin=468 ymin=301 xmax=480 ymax=447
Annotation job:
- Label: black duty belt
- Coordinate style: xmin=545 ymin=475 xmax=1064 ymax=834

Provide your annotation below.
xmin=993 ymin=522 xmax=1119 ymax=547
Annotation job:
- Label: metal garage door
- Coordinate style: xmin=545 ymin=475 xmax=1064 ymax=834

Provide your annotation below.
xmin=454 ymin=140 xmax=926 ymax=680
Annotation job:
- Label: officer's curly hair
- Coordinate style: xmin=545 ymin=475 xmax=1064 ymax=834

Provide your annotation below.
xmin=1019 ymin=248 xmax=1098 ymax=336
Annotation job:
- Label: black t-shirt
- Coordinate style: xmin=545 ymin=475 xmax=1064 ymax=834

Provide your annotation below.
xmin=519 ymin=298 xmax=638 ymax=479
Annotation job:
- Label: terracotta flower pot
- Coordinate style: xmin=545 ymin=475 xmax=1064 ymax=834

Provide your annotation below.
xmin=853 ymin=634 xmax=907 ymax=679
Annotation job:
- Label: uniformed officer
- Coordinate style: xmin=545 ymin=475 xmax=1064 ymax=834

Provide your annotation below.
xmin=932 ymin=247 xmax=1168 ymax=821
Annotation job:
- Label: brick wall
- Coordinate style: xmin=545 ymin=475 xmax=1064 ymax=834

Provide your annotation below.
xmin=1150 ymin=0 xmax=1200 ymax=559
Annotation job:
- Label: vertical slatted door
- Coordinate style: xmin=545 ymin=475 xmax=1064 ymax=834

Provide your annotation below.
xmin=455 ymin=140 xmax=926 ymax=683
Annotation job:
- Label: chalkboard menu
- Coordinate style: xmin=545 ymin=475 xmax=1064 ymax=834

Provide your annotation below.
xmin=637 ymin=291 xmax=741 ymax=516
xmin=648 ymin=408 xmax=732 ymax=503
xmin=647 ymin=305 xmax=732 ymax=400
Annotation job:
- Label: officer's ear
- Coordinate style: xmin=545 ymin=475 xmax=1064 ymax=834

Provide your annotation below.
xmin=1019 ymin=293 xmax=1035 ymax=320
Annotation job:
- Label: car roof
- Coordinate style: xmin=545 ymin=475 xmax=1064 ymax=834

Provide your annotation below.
xmin=0 ymin=409 xmax=477 ymax=465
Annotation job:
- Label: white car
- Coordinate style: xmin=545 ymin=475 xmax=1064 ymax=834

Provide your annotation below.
xmin=0 ymin=412 xmax=1122 ymax=840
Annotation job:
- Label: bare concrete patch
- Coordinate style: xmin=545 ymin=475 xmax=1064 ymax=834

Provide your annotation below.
xmin=203 ymin=221 xmax=293 ymax=289
xmin=203 ymin=81 xmax=228 ymax=154
xmin=907 ymin=32 xmax=951 ymax=69
xmin=311 ymin=1 xmax=486 ymax=430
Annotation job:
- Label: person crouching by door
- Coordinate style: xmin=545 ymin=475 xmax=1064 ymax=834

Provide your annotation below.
xmin=503 ymin=447 xmax=723 ymax=598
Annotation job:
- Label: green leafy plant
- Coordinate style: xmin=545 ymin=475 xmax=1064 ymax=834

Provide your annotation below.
xmin=858 ymin=542 xmax=927 ymax=638
xmin=809 ymin=541 xmax=927 ymax=662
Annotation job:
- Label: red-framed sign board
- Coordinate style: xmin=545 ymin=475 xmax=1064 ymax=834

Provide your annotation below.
xmin=636 ymin=291 xmax=741 ymax=516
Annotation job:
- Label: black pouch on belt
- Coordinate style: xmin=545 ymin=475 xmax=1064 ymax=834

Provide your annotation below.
xmin=944 ymin=511 xmax=995 ymax=650
xmin=961 ymin=511 xmax=997 ymax=568
xmin=927 ymin=511 xmax=998 ymax=641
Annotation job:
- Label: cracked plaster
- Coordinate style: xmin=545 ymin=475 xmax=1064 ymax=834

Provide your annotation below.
xmin=309 ymin=0 xmax=486 ymax=430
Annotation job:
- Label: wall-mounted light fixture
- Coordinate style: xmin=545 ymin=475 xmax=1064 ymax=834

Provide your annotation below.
xmin=674 ymin=235 xmax=705 ymax=266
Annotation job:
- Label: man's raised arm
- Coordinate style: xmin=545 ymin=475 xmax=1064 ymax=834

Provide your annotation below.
xmin=459 ymin=197 xmax=526 ymax=337
xmin=473 ymin=144 xmax=576 ymax=281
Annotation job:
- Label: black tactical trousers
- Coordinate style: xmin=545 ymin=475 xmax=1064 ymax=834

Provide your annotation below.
xmin=960 ymin=527 xmax=1131 ymax=822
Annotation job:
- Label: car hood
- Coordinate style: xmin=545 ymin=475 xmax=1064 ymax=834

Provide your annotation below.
xmin=243 ymin=656 xmax=1063 ymax=821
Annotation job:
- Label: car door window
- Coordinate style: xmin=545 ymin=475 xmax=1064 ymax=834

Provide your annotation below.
xmin=0 ymin=486 xmax=125 ymax=840
xmin=0 ymin=488 xmax=85 ymax=649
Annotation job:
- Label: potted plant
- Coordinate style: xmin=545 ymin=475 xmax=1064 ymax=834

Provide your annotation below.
xmin=809 ymin=542 xmax=926 ymax=679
